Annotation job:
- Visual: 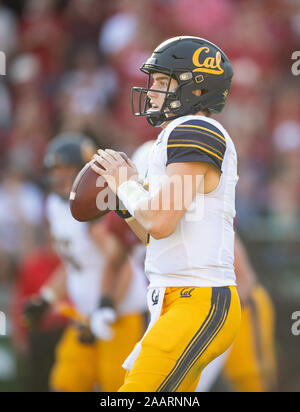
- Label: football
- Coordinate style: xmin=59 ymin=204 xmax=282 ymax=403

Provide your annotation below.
xmin=69 ymin=151 xmax=128 ymax=222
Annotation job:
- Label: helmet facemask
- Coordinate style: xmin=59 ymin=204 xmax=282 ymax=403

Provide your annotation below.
xmin=131 ymin=70 xmax=205 ymax=127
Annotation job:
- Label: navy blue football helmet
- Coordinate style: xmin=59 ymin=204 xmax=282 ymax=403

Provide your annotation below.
xmin=131 ymin=36 xmax=233 ymax=127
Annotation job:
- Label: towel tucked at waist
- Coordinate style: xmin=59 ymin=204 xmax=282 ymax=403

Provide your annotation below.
xmin=122 ymin=287 xmax=166 ymax=371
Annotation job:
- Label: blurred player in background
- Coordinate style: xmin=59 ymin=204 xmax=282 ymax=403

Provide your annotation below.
xmin=11 ymin=241 xmax=68 ymax=392
xmin=222 ymin=234 xmax=277 ymax=392
xmin=196 ymin=234 xmax=277 ymax=392
xmin=24 ymin=133 xmax=147 ymax=392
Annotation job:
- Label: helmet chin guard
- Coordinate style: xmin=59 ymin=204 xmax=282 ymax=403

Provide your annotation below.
xmin=131 ymin=36 xmax=233 ymax=127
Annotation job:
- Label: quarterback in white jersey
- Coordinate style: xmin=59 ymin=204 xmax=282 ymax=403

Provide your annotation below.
xmin=91 ymin=36 xmax=241 ymax=392
xmin=26 ymin=133 xmax=147 ymax=392
xmin=143 ymin=114 xmax=238 ymax=288
xmin=130 ymin=140 xmax=277 ymax=393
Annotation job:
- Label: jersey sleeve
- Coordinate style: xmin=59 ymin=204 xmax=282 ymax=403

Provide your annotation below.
xmin=166 ymin=119 xmax=226 ymax=172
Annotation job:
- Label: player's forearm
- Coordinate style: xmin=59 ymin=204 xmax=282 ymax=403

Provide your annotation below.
xmin=111 ymin=259 xmax=133 ymax=305
xmin=125 ymin=217 xmax=148 ymax=244
xmin=134 ymin=206 xmax=176 ymax=239
xmin=117 ymin=179 xmax=185 ymax=240
xmin=121 ymin=193 xmax=178 ymax=240
xmin=100 ymin=257 xmax=133 ymax=313
xmin=42 ymin=264 xmax=68 ymax=303
xmin=101 ymin=258 xmax=125 ymax=300
xmin=97 ymin=229 xmax=132 ymax=307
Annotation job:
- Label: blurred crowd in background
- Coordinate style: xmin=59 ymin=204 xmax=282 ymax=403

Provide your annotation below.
xmin=0 ymin=0 xmax=299 ymax=392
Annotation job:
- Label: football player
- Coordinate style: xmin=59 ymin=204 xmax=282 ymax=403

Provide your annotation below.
xmin=91 ymin=36 xmax=241 ymax=392
xmin=24 ymin=133 xmax=147 ymax=392
xmin=129 ymin=140 xmax=277 ymax=393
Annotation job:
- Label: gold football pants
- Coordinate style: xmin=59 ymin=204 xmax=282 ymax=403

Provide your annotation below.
xmin=50 ymin=313 xmax=144 ymax=392
xmin=119 ymin=286 xmax=241 ymax=392
xmin=223 ymin=285 xmax=277 ymax=391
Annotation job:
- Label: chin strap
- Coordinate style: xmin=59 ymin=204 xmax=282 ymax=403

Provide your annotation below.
xmin=147 ymin=105 xmax=202 ymax=127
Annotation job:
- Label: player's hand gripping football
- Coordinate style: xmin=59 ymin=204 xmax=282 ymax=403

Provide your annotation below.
xmin=91 ymin=149 xmax=138 ymax=195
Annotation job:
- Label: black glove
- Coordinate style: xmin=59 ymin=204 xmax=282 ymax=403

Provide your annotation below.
xmin=114 ymin=207 xmax=132 ymax=219
xmin=115 ymin=198 xmax=132 ymax=219
xmin=23 ymin=296 xmax=50 ymax=330
xmin=76 ymin=323 xmax=96 ymax=345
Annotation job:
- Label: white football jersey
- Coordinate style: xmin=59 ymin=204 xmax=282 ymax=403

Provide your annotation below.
xmin=46 ymin=193 xmax=147 ymax=315
xmin=144 ymin=115 xmax=239 ymax=288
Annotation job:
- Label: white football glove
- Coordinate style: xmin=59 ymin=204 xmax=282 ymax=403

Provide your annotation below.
xmin=89 ymin=307 xmax=117 ymax=341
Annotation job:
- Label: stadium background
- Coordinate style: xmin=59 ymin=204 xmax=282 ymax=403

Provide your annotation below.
xmin=0 ymin=0 xmax=299 ymax=392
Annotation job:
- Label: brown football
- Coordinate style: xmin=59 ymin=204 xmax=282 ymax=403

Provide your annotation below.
xmin=69 ymin=152 xmax=128 ymax=222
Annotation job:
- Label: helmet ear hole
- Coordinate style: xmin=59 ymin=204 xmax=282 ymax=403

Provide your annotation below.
xmin=192 ymin=89 xmax=202 ymax=97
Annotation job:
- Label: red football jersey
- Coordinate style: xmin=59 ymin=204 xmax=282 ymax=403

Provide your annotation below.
xmin=104 ymin=212 xmax=140 ymax=251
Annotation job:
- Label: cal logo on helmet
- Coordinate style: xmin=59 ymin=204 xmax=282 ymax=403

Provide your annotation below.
xmin=192 ymin=47 xmax=224 ymax=75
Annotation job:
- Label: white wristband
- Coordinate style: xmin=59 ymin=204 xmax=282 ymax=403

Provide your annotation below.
xmin=40 ymin=287 xmax=56 ymax=304
xmin=117 ymin=180 xmax=149 ymax=216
